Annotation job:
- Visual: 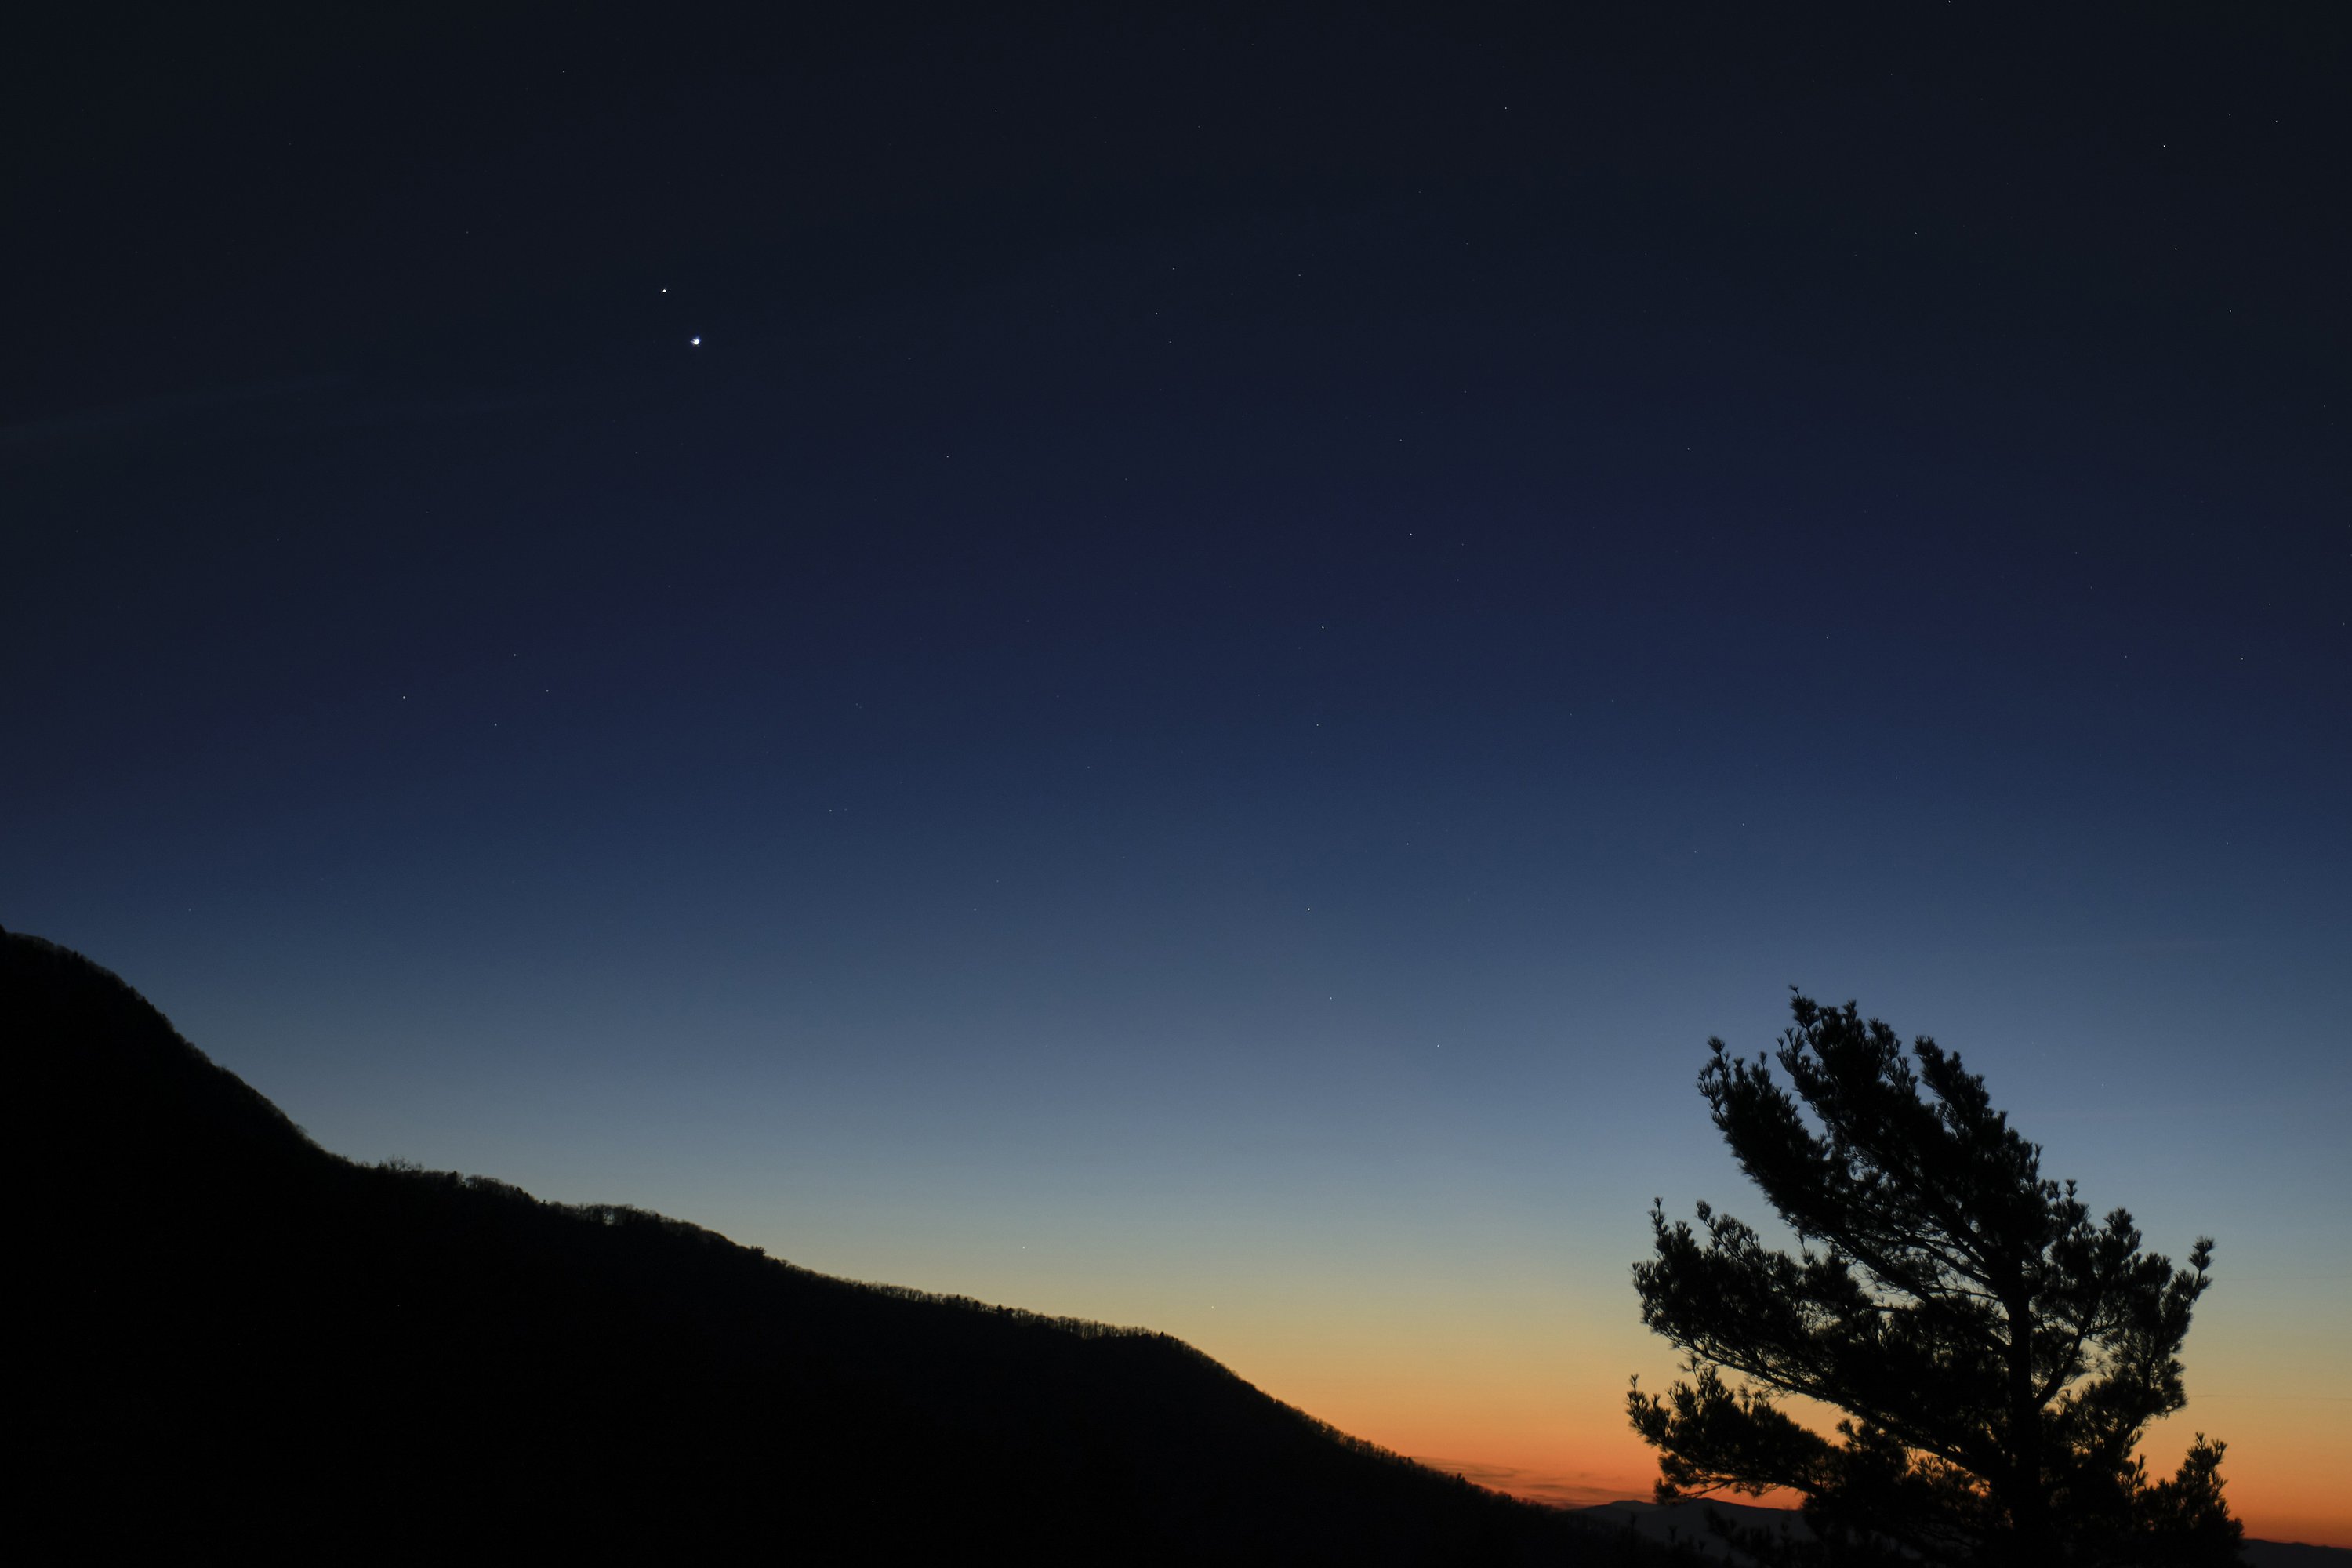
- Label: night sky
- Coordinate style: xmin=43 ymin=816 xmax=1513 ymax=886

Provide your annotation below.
xmin=6 ymin=4 xmax=2347 ymax=1543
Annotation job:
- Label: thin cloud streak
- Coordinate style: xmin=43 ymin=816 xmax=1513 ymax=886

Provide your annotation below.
xmin=1 ymin=376 xmax=559 ymax=463
xmin=1411 ymin=1455 xmax=1629 ymax=1510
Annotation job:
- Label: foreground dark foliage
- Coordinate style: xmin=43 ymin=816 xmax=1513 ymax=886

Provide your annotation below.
xmin=1629 ymin=993 xmax=2243 ymax=1566
xmin=10 ymin=927 xmax=1651 ymax=1564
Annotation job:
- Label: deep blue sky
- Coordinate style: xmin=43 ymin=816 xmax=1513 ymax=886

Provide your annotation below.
xmin=5 ymin=2 xmax=2347 ymax=1532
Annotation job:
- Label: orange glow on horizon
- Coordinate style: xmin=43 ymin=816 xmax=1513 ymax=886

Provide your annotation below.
xmin=1213 ymin=1332 xmax=2352 ymax=1550
xmin=1370 ymin=1410 xmax=2350 ymax=1549
xmin=787 ymin=1174 xmax=2351 ymax=1553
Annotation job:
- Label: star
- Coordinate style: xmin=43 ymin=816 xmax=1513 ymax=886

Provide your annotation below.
xmin=690 ymin=336 xmax=702 ymax=347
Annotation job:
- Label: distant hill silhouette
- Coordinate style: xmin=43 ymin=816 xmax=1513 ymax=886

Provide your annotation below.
xmin=1577 ymin=1500 xmax=1811 ymax=1562
xmin=11 ymin=927 xmax=1650 ymax=1564
xmin=1577 ymin=1501 xmax=2347 ymax=1568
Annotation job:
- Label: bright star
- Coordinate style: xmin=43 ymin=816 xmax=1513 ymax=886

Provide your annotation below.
xmin=690 ymin=336 xmax=702 ymax=347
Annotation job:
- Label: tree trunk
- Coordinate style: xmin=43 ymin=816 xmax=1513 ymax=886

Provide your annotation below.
xmin=2004 ymin=1289 xmax=2054 ymax=1566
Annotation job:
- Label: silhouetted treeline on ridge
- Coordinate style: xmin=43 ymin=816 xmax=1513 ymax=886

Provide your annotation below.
xmin=13 ymin=927 xmax=1668 ymax=1563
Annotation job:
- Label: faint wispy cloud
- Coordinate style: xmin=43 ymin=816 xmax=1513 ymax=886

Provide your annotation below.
xmin=2017 ymin=937 xmax=2248 ymax=956
xmin=1410 ymin=1455 xmax=1630 ymax=1510
xmin=1 ymin=376 xmax=556 ymax=463
xmin=1 ymin=376 xmax=343 ymax=453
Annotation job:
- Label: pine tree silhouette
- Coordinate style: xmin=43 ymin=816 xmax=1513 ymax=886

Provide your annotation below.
xmin=1629 ymin=993 xmax=2242 ymax=1566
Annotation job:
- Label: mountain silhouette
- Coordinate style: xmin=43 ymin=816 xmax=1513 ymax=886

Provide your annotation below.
xmin=11 ymin=927 xmax=1642 ymax=1564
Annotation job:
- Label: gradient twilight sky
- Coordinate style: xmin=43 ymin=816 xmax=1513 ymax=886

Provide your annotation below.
xmin=5 ymin=4 xmax=2347 ymax=1544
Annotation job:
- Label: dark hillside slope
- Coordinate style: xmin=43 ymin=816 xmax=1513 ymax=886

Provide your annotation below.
xmin=9 ymin=929 xmax=1628 ymax=1563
